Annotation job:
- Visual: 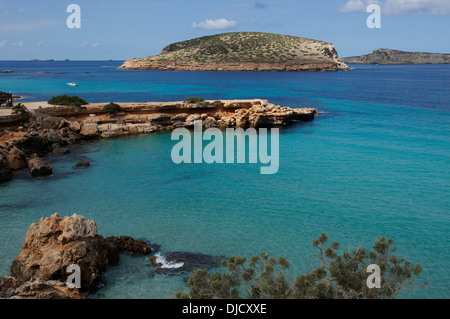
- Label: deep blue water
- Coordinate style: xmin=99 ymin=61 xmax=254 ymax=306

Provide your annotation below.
xmin=0 ymin=61 xmax=449 ymax=298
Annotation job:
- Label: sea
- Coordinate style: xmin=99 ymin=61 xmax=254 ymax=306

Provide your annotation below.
xmin=0 ymin=60 xmax=449 ymax=298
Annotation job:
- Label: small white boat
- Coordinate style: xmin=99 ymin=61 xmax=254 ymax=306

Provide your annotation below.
xmin=67 ymin=82 xmax=78 ymax=86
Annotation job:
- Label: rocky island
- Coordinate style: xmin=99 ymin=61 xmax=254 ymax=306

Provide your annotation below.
xmin=342 ymin=48 xmax=450 ymax=64
xmin=119 ymin=32 xmax=349 ymax=72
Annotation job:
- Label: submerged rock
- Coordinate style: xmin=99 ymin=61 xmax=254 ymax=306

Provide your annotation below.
xmin=74 ymin=161 xmax=90 ymax=168
xmin=151 ymin=251 xmax=224 ymax=276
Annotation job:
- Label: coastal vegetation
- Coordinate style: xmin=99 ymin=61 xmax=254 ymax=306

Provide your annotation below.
xmin=175 ymin=233 xmax=426 ymax=299
xmin=184 ymin=97 xmax=205 ymax=103
xmin=102 ymin=102 xmax=122 ymax=114
xmin=48 ymin=95 xmax=88 ymax=107
xmin=144 ymin=32 xmax=329 ymax=64
xmin=12 ymin=103 xmax=28 ymax=115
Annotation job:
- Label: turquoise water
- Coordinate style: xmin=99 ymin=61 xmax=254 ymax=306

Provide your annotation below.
xmin=0 ymin=62 xmax=449 ymax=298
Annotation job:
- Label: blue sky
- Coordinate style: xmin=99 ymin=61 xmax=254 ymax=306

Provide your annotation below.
xmin=0 ymin=0 xmax=449 ymax=60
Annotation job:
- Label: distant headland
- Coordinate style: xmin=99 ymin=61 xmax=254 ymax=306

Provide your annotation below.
xmin=342 ymin=48 xmax=450 ymax=65
xmin=119 ymin=32 xmax=350 ymax=72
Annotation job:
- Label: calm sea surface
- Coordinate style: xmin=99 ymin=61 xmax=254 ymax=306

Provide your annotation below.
xmin=0 ymin=61 xmax=449 ymax=298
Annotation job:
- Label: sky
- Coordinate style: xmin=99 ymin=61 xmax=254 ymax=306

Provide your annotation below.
xmin=0 ymin=0 xmax=449 ymax=60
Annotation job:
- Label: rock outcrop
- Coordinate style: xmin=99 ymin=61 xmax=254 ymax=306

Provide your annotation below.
xmin=5 ymin=214 xmax=155 ymax=299
xmin=10 ymin=213 xmax=117 ymax=289
xmin=119 ymin=32 xmax=349 ymax=71
xmin=342 ymin=48 xmax=450 ymax=64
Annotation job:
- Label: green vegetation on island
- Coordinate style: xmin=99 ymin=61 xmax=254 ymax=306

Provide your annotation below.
xmin=131 ymin=32 xmax=340 ymax=64
xmin=102 ymin=102 xmax=122 ymax=114
xmin=48 ymin=95 xmax=88 ymax=107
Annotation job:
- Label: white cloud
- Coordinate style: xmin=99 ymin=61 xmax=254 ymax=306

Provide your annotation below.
xmin=339 ymin=0 xmax=450 ymax=15
xmin=191 ymin=18 xmax=237 ymax=30
xmin=91 ymin=43 xmax=100 ymax=47
xmin=17 ymin=41 xmax=23 ymax=47
xmin=36 ymin=41 xmax=44 ymax=47
xmin=339 ymin=0 xmax=367 ymax=13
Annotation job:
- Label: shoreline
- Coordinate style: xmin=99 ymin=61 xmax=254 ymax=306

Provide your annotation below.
xmin=0 ymin=99 xmax=317 ymax=182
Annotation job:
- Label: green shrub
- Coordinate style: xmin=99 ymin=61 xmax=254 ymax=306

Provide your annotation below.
xmin=48 ymin=95 xmax=88 ymax=107
xmin=213 ymin=100 xmax=222 ymax=106
xmin=102 ymin=102 xmax=122 ymax=114
xmin=184 ymin=97 xmax=205 ymax=104
xmin=12 ymin=103 xmax=28 ymax=115
xmin=175 ymin=234 xmax=427 ymax=299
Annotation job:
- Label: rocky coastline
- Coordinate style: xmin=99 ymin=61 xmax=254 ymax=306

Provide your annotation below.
xmin=0 ymin=213 xmax=225 ymax=299
xmin=0 ymin=214 xmax=155 ymax=299
xmin=0 ymin=99 xmax=317 ymax=182
xmin=119 ymin=60 xmax=349 ymax=72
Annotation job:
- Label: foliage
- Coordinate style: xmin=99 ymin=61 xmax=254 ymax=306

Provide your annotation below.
xmin=48 ymin=95 xmax=88 ymax=107
xmin=184 ymin=97 xmax=205 ymax=104
xmin=213 ymin=100 xmax=223 ymax=106
xmin=145 ymin=32 xmax=328 ymax=64
xmin=12 ymin=103 xmax=28 ymax=115
xmin=102 ymin=102 xmax=122 ymax=114
xmin=174 ymin=234 xmax=426 ymax=299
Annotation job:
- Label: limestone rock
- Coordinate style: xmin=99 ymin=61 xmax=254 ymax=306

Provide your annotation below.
xmin=10 ymin=213 xmax=118 ymax=289
xmin=69 ymin=121 xmax=81 ymax=133
xmin=80 ymin=123 xmax=98 ymax=138
xmin=6 ymin=147 xmax=27 ymax=170
xmin=0 ymin=277 xmax=85 ymax=299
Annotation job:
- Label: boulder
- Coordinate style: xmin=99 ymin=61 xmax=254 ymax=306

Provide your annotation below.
xmin=27 ymin=157 xmax=53 ymax=176
xmin=10 ymin=213 xmax=119 ymax=289
xmin=69 ymin=121 xmax=81 ymax=133
xmin=46 ymin=131 xmax=65 ymax=144
xmin=80 ymin=123 xmax=98 ymax=138
xmin=7 ymin=147 xmax=27 ymax=170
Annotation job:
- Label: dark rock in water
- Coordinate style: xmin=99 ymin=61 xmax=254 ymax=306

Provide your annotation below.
xmin=52 ymin=147 xmax=70 ymax=155
xmin=152 ymin=251 xmax=224 ymax=276
xmin=105 ymin=236 xmax=153 ymax=255
xmin=136 ymin=237 xmax=160 ymax=252
xmin=27 ymin=157 xmax=52 ymax=177
xmin=74 ymin=161 xmax=90 ymax=168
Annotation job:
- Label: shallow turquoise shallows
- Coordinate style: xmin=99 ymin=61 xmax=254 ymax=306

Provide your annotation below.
xmin=0 ymin=62 xmax=449 ymax=298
